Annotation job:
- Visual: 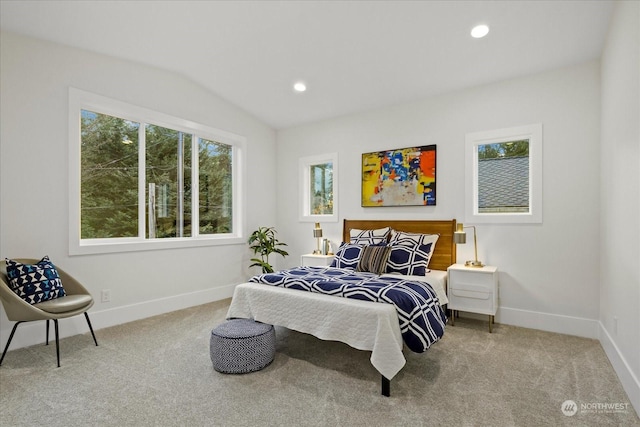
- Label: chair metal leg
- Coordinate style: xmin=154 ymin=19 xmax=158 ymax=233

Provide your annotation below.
xmin=84 ymin=312 xmax=98 ymax=346
xmin=1 ymin=320 xmax=61 ymax=367
xmin=54 ymin=319 xmax=60 ymax=368
xmin=0 ymin=321 xmax=24 ymax=366
xmin=3 ymin=313 xmax=97 ymax=368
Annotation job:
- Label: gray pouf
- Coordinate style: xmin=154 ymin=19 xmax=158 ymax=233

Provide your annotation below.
xmin=210 ymin=318 xmax=276 ymax=374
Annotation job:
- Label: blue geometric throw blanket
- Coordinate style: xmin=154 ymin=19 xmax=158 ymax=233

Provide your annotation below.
xmin=249 ymin=266 xmax=447 ymax=353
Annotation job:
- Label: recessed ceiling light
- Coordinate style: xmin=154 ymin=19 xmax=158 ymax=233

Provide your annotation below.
xmin=471 ymin=24 xmax=489 ymax=39
xmin=293 ymin=82 xmax=307 ymax=92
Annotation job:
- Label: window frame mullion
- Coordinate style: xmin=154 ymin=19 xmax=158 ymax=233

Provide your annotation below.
xmin=191 ymin=135 xmax=200 ymax=238
xmin=138 ymin=123 xmax=147 ymax=240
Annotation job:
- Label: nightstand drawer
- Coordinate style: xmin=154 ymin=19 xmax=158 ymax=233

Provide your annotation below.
xmin=449 ymin=289 xmax=493 ymax=313
xmin=449 ymin=270 xmax=494 ymax=292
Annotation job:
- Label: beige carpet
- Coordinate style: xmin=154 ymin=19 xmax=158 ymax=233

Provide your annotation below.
xmin=0 ymin=299 xmax=637 ymax=426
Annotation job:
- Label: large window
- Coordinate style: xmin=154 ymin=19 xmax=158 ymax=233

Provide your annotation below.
xmin=465 ymin=124 xmax=542 ymax=224
xmin=69 ymin=88 xmax=245 ymax=254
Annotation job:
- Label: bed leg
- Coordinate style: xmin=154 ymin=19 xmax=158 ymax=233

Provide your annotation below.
xmin=381 ymin=375 xmax=390 ymax=397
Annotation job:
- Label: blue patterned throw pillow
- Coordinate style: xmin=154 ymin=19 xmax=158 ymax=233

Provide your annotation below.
xmin=329 ymin=243 xmax=365 ymax=270
xmin=386 ymin=231 xmax=439 ymax=276
xmin=5 ymin=256 xmax=66 ymax=304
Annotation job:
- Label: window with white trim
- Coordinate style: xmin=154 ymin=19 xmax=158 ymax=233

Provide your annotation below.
xmin=69 ymin=88 xmax=245 ymax=254
xmin=465 ymin=124 xmax=542 ymax=224
xmin=299 ymin=153 xmax=338 ymax=222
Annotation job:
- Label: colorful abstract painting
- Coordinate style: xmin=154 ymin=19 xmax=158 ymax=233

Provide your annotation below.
xmin=362 ymin=145 xmax=436 ymax=207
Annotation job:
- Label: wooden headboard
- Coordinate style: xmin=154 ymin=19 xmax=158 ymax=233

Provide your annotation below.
xmin=342 ymin=219 xmax=457 ymax=272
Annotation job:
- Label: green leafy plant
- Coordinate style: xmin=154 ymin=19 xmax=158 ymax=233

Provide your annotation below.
xmin=248 ymin=226 xmax=289 ymax=273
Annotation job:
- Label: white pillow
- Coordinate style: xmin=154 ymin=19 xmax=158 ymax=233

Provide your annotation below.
xmin=349 ymin=227 xmax=390 ymax=245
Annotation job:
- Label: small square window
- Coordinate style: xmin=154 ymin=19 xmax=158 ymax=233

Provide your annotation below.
xmin=465 ymin=124 xmax=542 ymax=223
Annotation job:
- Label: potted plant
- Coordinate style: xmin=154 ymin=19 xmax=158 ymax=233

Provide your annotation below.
xmin=248 ymin=226 xmax=289 ymax=273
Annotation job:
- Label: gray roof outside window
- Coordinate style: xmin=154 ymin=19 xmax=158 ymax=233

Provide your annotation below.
xmin=478 ymin=156 xmax=529 ymax=209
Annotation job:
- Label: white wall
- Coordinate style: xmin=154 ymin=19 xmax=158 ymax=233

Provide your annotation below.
xmin=0 ymin=8 xmax=636 ymax=413
xmin=277 ymin=61 xmax=602 ymax=338
xmin=599 ymin=0 xmax=640 ymax=413
xmin=0 ymin=32 xmax=277 ymax=347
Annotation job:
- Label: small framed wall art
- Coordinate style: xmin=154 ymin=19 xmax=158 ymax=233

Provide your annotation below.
xmin=362 ymin=145 xmax=436 ymax=207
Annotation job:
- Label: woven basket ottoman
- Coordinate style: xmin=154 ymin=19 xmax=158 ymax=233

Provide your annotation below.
xmin=210 ymin=318 xmax=276 ymax=374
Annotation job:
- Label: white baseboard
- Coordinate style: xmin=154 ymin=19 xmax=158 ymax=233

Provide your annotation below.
xmin=496 ymin=306 xmax=599 ymax=339
xmin=0 ymin=283 xmax=237 ymax=353
xmin=598 ymin=322 xmax=640 ymax=417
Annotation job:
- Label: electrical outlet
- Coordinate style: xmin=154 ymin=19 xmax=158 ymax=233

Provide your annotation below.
xmin=101 ymin=289 xmax=111 ymax=303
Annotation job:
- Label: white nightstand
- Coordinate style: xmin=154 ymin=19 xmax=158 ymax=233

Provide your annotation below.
xmin=447 ymin=264 xmax=499 ymax=332
xmin=301 ymin=254 xmax=334 ymax=267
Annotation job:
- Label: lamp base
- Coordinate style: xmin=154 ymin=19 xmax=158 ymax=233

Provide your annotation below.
xmin=464 ymin=260 xmax=484 ymax=268
xmin=312 ymin=250 xmax=322 ymax=255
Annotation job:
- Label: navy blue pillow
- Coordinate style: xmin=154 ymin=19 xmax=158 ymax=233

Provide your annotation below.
xmin=385 ymin=242 xmax=433 ymax=276
xmin=329 ymin=243 xmax=365 ymax=270
xmin=5 ymin=256 xmax=66 ymax=304
xmin=385 ymin=231 xmax=439 ymax=276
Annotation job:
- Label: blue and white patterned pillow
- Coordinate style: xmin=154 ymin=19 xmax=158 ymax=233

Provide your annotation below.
xmin=349 ymin=227 xmax=390 ymax=245
xmin=330 ymin=243 xmax=365 ymax=270
xmin=5 ymin=256 xmax=66 ymax=305
xmin=385 ymin=231 xmax=439 ymax=276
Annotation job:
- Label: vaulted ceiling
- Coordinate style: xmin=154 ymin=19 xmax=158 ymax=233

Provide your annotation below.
xmin=0 ymin=1 xmax=614 ymax=129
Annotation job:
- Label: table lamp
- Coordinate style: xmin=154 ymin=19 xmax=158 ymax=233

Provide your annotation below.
xmin=454 ymin=223 xmax=484 ymax=267
xmin=313 ymin=223 xmax=323 ymax=254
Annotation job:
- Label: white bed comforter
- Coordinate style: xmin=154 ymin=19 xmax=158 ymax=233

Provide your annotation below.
xmin=227 ymin=282 xmax=406 ymax=380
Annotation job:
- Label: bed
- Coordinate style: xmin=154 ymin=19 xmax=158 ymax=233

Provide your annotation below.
xmin=227 ymin=219 xmax=457 ymax=396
